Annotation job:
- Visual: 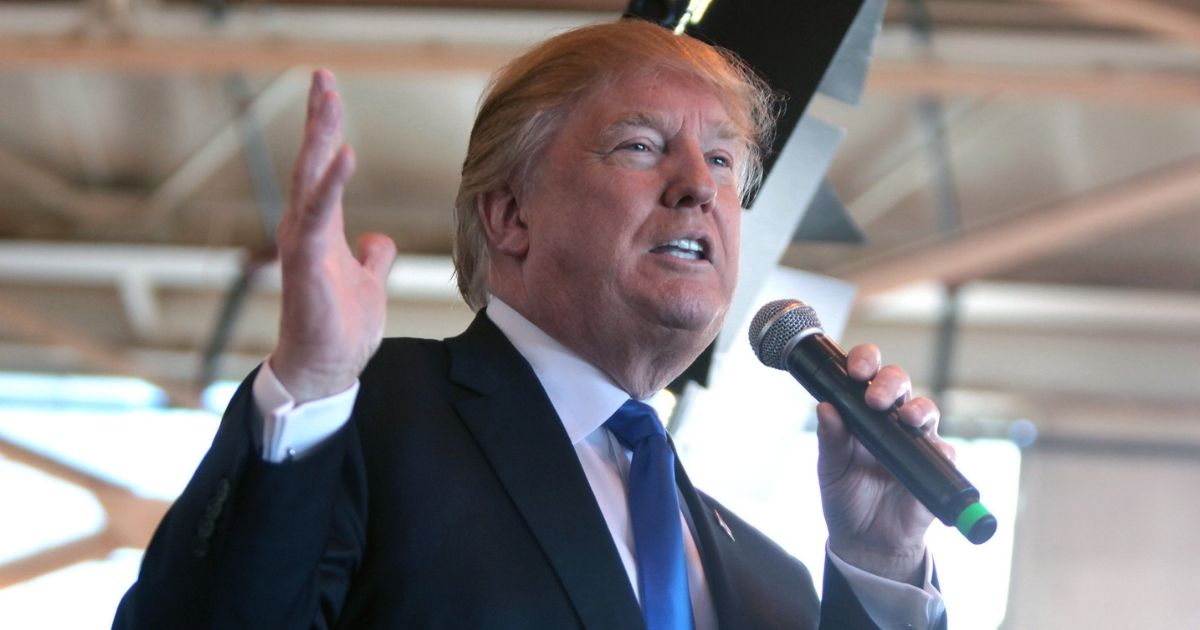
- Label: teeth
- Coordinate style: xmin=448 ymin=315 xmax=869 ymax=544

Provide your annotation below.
xmin=655 ymin=238 xmax=706 ymax=260
xmin=666 ymin=239 xmax=703 ymax=253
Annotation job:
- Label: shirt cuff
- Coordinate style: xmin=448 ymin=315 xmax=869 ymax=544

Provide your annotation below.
xmin=826 ymin=541 xmax=945 ymax=630
xmin=252 ymin=358 xmax=359 ymax=463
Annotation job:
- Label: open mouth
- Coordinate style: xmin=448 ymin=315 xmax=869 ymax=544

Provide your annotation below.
xmin=651 ymin=238 xmax=708 ymax=261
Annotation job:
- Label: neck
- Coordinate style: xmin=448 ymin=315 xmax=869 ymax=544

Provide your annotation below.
xmin=492 ymin=290 xmax=716 ymax=400
xmin=575 ymin=318 xmax=712 ymax=400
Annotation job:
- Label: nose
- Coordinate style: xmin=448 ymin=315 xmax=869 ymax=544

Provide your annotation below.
xmin=661 ymin=142 xmax=717 ymax=211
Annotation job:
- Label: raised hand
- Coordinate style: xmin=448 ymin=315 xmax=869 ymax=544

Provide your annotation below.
xmin=269 ymin=70 xmax=397 ymax=403
xmin=815 ymin=343 xmax=948 ymax=585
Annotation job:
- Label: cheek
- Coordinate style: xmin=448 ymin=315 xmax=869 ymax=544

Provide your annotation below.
xmin=721 ymin=205 xmax=742 ymax=259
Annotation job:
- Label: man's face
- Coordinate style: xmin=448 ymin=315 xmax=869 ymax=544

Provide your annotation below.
xmin=517 ymin=70 xmax=744 ymax=350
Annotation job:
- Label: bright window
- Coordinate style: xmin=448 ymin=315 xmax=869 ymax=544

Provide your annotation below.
xmin=1 ymin=365 xmax=1020 ymax=630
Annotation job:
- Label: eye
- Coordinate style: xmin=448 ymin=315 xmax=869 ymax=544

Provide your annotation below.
xmin=708 ymin=154 xmax=733 ymax=169
xmin=622 ymin=141 xmax=654 ymax=153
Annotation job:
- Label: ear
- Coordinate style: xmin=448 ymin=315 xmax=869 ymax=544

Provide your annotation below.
xmin=478 ymin=186 xmax=529 ymax=259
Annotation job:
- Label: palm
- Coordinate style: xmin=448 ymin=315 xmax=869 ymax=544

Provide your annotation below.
xmin=271 ymin=70 xmax=396 ymax=403
xmin=818 ymin=435 xmax=933 ymax=551
xmin=812 ymin=351 xmax=943 ymax=582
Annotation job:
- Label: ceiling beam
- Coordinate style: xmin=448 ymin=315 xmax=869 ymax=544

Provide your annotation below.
xmin=831 ymin=158 xmax=1200 ymax=297
xmin=116 ymin=271 xmax=162 ymax=339
xmin=0 ymin=1 xmax=1153 ymax=38
xmin=866 ymin=59 xmax=1200 ymax=105
xmin=38 ymin=73 xmax=114 ymax=185
xmin=844 ymin=99 xmax=1026 ymax=229
xmin=0 ymin=241 xmax=461 ymax=300
xmin=0 ymin=532 xmax=115 ymax=589
xmin=1042 ymin=0 xmax=1200 ymax=49
xmin=132 ymin=67 xmax=308 ymax=231
xmin=0 ymin=437 xmax=170 ymax=587
xmin=0 ymin=143 xmax=129 ymax=224
xmin=0 ymin=36 xmax=516 ymax=74
xmin=0 ymin=294 xmax=200 ymax=406
xmin=856 ymin=280 xmax=1200 ymax=332
xmin=885 ymin=0 xmax=1128 ymax=31
xmin=272 ymin=0 xmax=621 ymax=8
xmin=3 ymin=34 xmax=1196 ymax=105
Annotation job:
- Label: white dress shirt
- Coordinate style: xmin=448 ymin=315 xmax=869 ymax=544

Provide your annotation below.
xmin=252 ymin=296 xmax=943 ymax=628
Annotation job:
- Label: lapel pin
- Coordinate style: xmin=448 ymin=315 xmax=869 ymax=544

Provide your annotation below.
xmin=714 ymin=509 xmax=735 ymax=541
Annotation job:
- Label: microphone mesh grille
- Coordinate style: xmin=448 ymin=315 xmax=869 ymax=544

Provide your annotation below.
xmin=748 ymin=299 xmax=823 ymax=368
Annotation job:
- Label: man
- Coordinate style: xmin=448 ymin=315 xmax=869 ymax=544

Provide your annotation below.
xmin=116 ymin=19 xmax=949 ymax=629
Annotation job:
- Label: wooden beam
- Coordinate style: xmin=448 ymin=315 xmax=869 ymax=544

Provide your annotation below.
xmin=116 ymin=271 xmax=161 ymax=339
xmin=95 ymin=485 xmax=172 ymax=552
xmin=0 ymin=436 xmax=133 ymax=499
xmin=883 ymin=0 xmax=1127 ymax=32
xmin=845 ymin=99 xmax=1025 ymax=228
xmin=274 ymin=0 xmax=622 ymax=8
xmin=0 ymin=36 xmax=516 ymax=74
xmin=0 ymin=532 xmax=116 ymax=589
xmin=3 ymin=34 xmax=1196 ymax=105
xmin=0 ymin=294 xmax=201 ymax=406
xmin=833 ymin=159 xmax=1200 ymax=296
xmin=867 ymin=59 xmax=1200 ymax=105
xmin=0 ymin=437 xmax=171 ymax=587
xmin=133 ymin=67 xmax=309 ymax=229
xmin=39 ymin=73 xmax=114 ymax=185
xmin=0 ymin=143 xmax=128 ymax=224
xmin=1043 ymin=0 xmax=1200 ymax=49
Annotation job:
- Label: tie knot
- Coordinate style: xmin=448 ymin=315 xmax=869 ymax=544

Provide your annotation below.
xmin=604 ymin=399 xmax=666 ymax=450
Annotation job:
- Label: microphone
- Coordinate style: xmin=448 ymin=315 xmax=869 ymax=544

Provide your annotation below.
xmin=749 ymin=299 xmax=996 ymax=545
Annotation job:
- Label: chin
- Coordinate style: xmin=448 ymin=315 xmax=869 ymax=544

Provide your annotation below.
xmin=647 ymin=293 xmax=728 ymax=338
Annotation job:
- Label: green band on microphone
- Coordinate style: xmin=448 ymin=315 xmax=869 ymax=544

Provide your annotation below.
xmin=956 ymin=502 xmax=997 ymax=545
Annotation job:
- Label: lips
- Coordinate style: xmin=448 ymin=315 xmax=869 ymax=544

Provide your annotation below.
xmin=651 ymin=237 xmax=708 ymax=261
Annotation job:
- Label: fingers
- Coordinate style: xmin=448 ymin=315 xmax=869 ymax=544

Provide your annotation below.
xmin=306 ymin=69 xmax=335 ymax=120
xmin=897 ymin=395 xmax=939 ymax=433
xmin=844 ymin=341 xmax=945 ymax=438
xmin=293 ymin=70 xmax=345 ymax=210
xmin=896 ymin=395 xmax=953 ymax=462
xmin=936 ymin=438 xmax=957 ymax=462
xmin=864 ymin=364 xmax=911 ymax=411
xmin=294 ymin=145 xmax=356 ymax=240
xmin=864 ymin=362 xmax=942 ymax=437
xmin=846 ymin=343 xmax=917 ymax=412
xmin=845 ymin=343 xmax=881 ymax=381
xmin=284 ymin=146 xmax=352 ymax=254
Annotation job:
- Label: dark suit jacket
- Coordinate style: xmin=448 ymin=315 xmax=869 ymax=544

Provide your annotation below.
xmin=115 ymin=311 xmax=895 ymax=629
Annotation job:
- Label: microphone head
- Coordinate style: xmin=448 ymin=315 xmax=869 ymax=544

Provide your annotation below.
xmin=748 ymin=299 xmax=824 ymax=369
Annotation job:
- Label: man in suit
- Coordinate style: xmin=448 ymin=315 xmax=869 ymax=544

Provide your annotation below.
xmin=116 ymin=19 xmax=950 ymax=629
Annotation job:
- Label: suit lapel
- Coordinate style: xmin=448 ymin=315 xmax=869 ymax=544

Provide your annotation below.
xmin=673 ymin=453 xmax=747 ymax=627
xmin=446 ymin=312 xmax=644 ymax=629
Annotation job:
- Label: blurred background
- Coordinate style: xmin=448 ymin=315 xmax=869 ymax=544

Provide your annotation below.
xmin=0 ymin=0 xmax=1197 ymax=628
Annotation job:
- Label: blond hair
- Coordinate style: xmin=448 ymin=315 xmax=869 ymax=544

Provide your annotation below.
xmin=452 ymin=19 xmax=778 ymax=310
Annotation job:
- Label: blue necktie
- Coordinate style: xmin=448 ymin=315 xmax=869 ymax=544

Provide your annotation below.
xmin=604 ymin=400 xmax=694 ymax=630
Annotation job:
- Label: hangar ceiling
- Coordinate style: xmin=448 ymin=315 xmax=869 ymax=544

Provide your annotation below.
xmin=0 ymin=0 xmax=1196 ymax=422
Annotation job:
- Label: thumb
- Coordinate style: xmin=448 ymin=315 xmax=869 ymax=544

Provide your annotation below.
xmin=356 ymin=233 xmax=397 ymax=281
xmin=815 ymin=402 xmax=855 ymax=480
xmin=815 ymin=401 xmax=851 ymax=447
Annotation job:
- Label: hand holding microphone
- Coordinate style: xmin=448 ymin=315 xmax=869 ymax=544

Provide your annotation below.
xmin=749 ymin=299 xmax=996 ymax=546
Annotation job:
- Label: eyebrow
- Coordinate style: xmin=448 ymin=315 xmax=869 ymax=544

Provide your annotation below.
xmin=599 ymin=112 xmax=744 ymax=145
xmin=597 ymin=113 xmax=665 ymax=145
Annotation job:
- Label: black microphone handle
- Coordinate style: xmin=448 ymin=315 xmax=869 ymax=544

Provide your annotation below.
xmin=785 ymin=333 xmax=996 ymax=544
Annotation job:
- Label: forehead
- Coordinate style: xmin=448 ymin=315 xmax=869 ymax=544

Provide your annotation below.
xmin=568 ymin=70 xmax=746 ymax=142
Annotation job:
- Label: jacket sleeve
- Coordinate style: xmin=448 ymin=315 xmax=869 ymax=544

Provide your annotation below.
xmin=819 ymin=555 xmax=948 ymax=630
xmin=112 ymin=369 xmax=368 ymax=630
xmin=818 ymin=554 xmax=880 ymax=630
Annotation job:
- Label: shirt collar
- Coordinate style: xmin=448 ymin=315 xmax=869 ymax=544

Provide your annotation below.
xmin=486 ymin=296 xmax=631 ymax=446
